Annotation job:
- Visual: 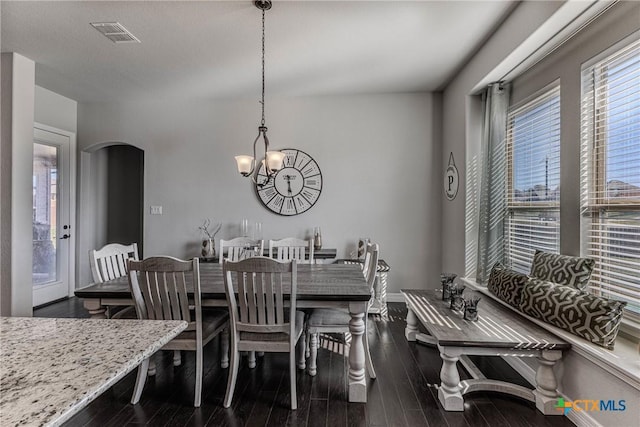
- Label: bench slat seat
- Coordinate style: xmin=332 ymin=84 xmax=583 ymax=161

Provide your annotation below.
xmin=402 ymin=289 xmax=570 ymax=350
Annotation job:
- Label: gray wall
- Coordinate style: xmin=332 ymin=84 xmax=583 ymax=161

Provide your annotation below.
xmin=35 ymin=86 xmax=78 ymax=134
xmin=78 ymin=93 xmax=442 ymax=294
xmin=1 ymin=53 xmax=36 ymax=316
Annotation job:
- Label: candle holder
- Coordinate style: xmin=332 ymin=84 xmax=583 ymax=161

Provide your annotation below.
xmin=449 ymin=284 xmax=465 ymax=311
xmin=440 ymin=273 xmax=457 ymax=301
xmin=450 ymin=295 xmax=464 ymax=311
xmin=464 ymin=297 xmax=481 ymax=322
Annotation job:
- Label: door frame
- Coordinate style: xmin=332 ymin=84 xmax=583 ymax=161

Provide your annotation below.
xmin=33 ymin=123 xmax=76 ymax=305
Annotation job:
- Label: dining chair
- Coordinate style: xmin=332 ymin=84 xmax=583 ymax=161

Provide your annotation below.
xmin=128 ymin=256 xmax=229 ymax=407
xmin=89 ymin=242 xmax=139 ymax=318
xmin=268 ymin=237 xmax=314 ymax=264
xmin=305 ymin=242 xmax=379 ymax=378
xmin=90 ymin=242 xmax=139 ymax=283
xmin=219 ymin=237 xmax=264 ymax=263
xmin=222 ymin=257 xmax=304 ymax=410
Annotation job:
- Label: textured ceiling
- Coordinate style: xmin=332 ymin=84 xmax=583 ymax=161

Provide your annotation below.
xmin=1 ymin=1 xmax=515 ymax=103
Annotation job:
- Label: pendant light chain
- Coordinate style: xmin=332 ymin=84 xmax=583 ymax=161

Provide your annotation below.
xmin=261 ymin=6 xmax=266 ymax=127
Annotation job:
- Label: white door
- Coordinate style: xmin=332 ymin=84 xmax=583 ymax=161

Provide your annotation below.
xmin=32 ymin=125 xmax=75 ymax=306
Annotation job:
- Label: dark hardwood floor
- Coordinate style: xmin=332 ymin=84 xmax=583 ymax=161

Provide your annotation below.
xmin=34 ymin=299 xmax=575 ymax=427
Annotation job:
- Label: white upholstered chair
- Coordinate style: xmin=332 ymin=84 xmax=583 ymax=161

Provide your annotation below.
xmin=268 ymin=237 xmax=314 ymax=264
xmin=128 ymin=256 xmax=229 ymax=407
xmin=305 ymin=242 xmax=379 ymax=378
xmin=222 ymin=257 xmax=304 ymax=410
xmin=219 ymin=237 xmax=264 ymax=263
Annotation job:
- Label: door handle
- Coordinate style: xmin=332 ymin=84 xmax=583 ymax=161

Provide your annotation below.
xmin=60 ymin=234 xmax=71 ymax=240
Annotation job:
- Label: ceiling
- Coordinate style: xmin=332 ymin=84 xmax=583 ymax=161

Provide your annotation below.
xmin=1 ymin=1 xmax=516 ymax=103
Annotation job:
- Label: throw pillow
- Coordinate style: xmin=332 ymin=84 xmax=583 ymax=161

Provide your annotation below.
xmin=530 ymin=250 xmax=595 ymax=290
xmin=487 ymin=262 xmax=528 ymax=308
xmin=519 ymin=277 xmax=626 ymax=350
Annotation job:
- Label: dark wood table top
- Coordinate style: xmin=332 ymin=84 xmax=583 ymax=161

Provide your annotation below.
xmin=76 ymin=263 xmax=370 ymax=302
xmin=401 ymin=289 xmax=570 ymax=350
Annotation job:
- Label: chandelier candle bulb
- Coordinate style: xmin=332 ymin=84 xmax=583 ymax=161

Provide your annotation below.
xmin=235 ymin=155 xmax=254 ymax=175
xmin=266 ymin=151 xmax=285 ymax=170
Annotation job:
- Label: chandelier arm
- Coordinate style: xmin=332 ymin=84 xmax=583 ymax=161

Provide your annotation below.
xmin=262 ymin=131 xmax=272 ymax=175
xmin=247 ymin=129 xmax=263 ymax=177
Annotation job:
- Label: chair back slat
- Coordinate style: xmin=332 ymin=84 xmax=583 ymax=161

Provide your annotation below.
xmin=128 ymin=257 xmax=196 ymax=325
xmin=274 ymin=272 xmax=285 ymax=324
xmin=167 ymin=272 xmax=182 ymax=321
xmin=219 ymin=237 xmax=264 ymax=263
xmin=90 ymin=243 xmax=139 ymax=283
xmin=268 ymin=238 xmax=313 ymax=264
xmin=236 ymin=271 xmax=249 ymax=323
xmin=223 ymin=257 xmax=295 ymax=334
xmin=265 ymin=273 xmax=276 ymax=324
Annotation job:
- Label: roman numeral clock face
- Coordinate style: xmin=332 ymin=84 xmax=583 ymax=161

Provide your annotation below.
xmin=256 ymin=149 xmax=323 ymax=216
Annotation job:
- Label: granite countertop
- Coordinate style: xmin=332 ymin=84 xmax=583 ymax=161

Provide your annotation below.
xmin=0 ymin=317 xmax=187 ymax=427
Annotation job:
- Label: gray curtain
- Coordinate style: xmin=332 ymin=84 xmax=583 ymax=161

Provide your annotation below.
xmin=475 ymin=83 xmax=511 ymax=282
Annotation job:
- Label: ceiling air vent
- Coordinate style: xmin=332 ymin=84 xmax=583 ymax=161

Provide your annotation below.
xmin=90 ymin=22 xmax=140 ymax=44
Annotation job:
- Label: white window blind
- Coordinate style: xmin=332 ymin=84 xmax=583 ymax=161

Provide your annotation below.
xmin=581 ymin=38 xmax=640 ymax=316
xmin=506 ymin=86 xmax=561 ymax=273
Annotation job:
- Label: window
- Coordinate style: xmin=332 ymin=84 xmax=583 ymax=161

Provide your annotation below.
xmin=581 ymin=38 xmax=640 ymax=317
xmin=505 ymin=86 xmax=561 ymax=273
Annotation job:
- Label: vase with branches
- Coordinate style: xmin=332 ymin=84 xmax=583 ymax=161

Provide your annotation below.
xmin=199 ymin=219 xmax=221 ymax=258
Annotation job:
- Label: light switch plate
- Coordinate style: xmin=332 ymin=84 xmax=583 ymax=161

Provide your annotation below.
xmin=150 ymin=206 xmax=163 ymax=215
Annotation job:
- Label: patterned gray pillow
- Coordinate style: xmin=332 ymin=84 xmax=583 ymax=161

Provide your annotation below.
xmin=530 ymin=250 xmax=595 ymax=290
xmin=519 ymin=277 xmax=626 ymax=350
xmin=487 ymin=262 xmax=527 ymax=308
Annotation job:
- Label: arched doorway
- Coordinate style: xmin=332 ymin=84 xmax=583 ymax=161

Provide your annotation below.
xmin=77 ymin=142 xmax=144 ymax=288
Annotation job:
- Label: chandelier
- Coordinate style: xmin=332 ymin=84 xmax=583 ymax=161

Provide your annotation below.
xmin=235 ymin=0 xmax=285 ymax=186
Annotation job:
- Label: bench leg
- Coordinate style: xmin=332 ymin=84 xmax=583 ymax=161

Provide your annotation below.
xmin=438 ymin=348 xmax=464 ymax=411
xmin=534 ymin=350 xmax=563 ymax=415
xmin=405 ymin=307 xmax=418 ymax=341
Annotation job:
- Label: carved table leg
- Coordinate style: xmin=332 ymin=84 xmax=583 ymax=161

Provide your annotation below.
xmin=534 ymin=350 xmax=563 ymax=415
xmin=297 ymin=328 xmax=306 ymax=370
xmin=308 ymin=332 xmax=318 ymax=376
xmin=220 ymin=328 xmax=229 ymax=369
xmin=405 ymin=306 xmax=418 ymax=341
xmin=348 ymin=302 xmax=367 ymax=402
xmin=437 ymin=346 xmax=464 ymax=411
xmin=83 ymin=299 xmax=107 ymax=319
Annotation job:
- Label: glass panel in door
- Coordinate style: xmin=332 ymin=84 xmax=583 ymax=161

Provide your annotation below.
xmin=33 ymin=143 xmax=58 ymax=286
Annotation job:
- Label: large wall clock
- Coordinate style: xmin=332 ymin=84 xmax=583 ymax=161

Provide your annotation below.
xmin=256 ymin=149 xmax=323 ymax=216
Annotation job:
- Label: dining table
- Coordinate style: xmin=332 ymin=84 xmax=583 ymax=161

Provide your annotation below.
xmin=74 ymin=262 xmax=372 ymax=403
xmin=0 ymin=316 xmax=187 ymax=427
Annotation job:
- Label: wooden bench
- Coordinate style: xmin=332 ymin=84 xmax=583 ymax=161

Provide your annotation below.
xmin=401 ymin=289 xmax=571 ymax=415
